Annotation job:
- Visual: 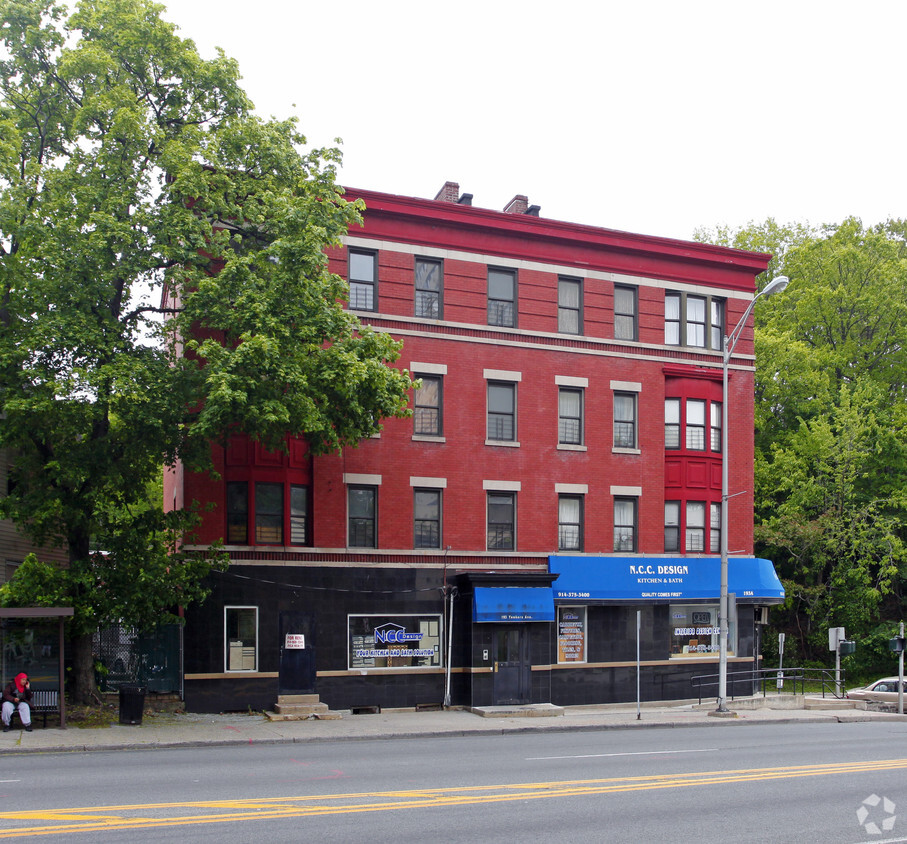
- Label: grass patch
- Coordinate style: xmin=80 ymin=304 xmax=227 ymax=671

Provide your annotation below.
xmin=66 ymin=701 xmax=120 ymax=729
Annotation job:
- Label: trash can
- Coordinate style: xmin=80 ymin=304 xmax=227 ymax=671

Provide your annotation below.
xmin=118 ymin=685 xmax=146 ymax=725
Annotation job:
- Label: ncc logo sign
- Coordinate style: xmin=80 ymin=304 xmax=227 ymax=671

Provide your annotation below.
xmin=373 ymin=623 xmax=422 ymax=644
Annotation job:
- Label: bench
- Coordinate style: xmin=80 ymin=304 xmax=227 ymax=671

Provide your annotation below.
xmin=8 ymin=689 xmax=59 ymax=729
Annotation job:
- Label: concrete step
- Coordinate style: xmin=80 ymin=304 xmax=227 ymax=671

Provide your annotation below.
xmin=276 ymin=694 xmax=320 ymax=706
xmin=470 ymin=703 xmax=564 ymax=718
xmin=804 ymin=696 xmax=858 ymax=709
xmin=266 ymin=694 xmax=343 ymax=721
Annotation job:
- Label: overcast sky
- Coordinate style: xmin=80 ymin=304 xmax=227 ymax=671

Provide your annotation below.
xmin=159 ymin=0 xmax=906 ymax=242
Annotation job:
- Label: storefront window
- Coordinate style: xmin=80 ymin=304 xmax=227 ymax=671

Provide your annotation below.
xmin=224 ymin=606 xmax=258 ymax=671
xmin=670 ymin=604 xmax=734 ymax=657
xmin=348 ymin=615 xmax=442 ymax=670
xmin=557 ymin=606 xmax=586 ymax=663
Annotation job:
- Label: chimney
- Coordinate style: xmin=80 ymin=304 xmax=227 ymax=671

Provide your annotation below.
xmin=457 ymin=193 xmax=473 ymax=206
xmin=434 ymin=181 xmax=460 ymax=203
xmin=503 ymin=195 xmax=529 ymax=214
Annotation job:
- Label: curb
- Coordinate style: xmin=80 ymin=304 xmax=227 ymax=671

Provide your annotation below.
xmin=3 ymin=710 xmax=890 ymax=755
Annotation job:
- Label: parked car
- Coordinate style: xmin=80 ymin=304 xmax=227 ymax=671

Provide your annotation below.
xmin=846 ymin=677 xmax=905 ymax=702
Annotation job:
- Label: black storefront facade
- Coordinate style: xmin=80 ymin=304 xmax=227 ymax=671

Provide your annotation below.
xmin=181 ymin=555 xmax=784 ymax=714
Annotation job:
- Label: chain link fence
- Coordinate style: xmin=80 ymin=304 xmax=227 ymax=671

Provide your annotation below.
xmin=93 ymin=623 xmax=181 ymax=693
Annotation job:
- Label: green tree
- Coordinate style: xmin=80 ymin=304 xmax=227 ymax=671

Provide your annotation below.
xmin=698 ymin=217 xmax=907 ymax=663
xmin=756 ymin=383 xmax=907 ymax=661
xmin=0 ymin=0 xmax=413 ymax=702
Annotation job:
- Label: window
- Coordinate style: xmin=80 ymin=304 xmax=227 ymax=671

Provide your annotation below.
xmin=488 ymin=268 xmax=516 ymax=327
xmin=487 ymin=382 xmax=516 ymax=441
xmin=665 ymin=398 xmax=681 ymax=449
xmin=558 ymin=277 xmax=582 ymax=334
xmin=665 ymin=291 xmax=725 ymax=349
xmin=710 ymin=502 xmax=721 ymax=553
xmin=558 ymin=495 xmax=583 ymax=551
xmin=613 ymin=498 xmax=637 ymax=552
xmin=613 ymin=392 xmax=637 ymax=449
xmin=558 ymin=388 xmax=583 ymax=445
xmin=348 ymin=485 xmax=377 ymax=547
xmin=687 ymin=296 xmax=706 ymax=347
xmin=557 ymin=606 xmax=586 ymax=663
xmin=686 ymin=400 xmax=706 ymax=450
xmin=614 ymin=285 xmax=638 ymax=341
xmin=487 ymin=492 xmax=515 ymax=550
xmin=290 ymin=485 xmax=308 ymax=545
xmin=665 ymin=501 xmax=680 ymax=552
xmin=711 ymin=402 xmax=722 ymax=452
xmin=414 ymin=375 xmax=442 ymax=436
xmin=665 ymin=292 xmax=681 ymax=345
xmin=255 ymin=482 xmax=283 ymax=544
xmin=348 ymin=249 xmax=376 ymax=311
xmin=226 ymin=481 xmax=248 ymax=544
xmin=414 ymin=488 xmax=441 ymax=549
xmin=415 ymin=257 xmax=442 ymax=319
xmin=670 ymin=604 xmax=733 ymax=657
xmin=225 ymin=606 xmax=257 ymax=672
xmin=348 ymin=614 xmax=442 ymax=669
xmin=711 ymin=300 xmax=724 ymax=351
xmin=686 ymin=501 xmax=705 ymax=551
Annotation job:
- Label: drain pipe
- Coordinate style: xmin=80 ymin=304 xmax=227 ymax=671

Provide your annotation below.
xmin=444 ymin=586 xmax=457 ymax=708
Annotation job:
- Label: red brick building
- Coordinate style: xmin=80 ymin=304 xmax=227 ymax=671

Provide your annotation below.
xmin=174 ymin=182 xmax=783 ymax=713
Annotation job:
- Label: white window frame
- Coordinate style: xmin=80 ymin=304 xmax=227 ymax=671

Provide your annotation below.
xmin=224 ymin=606 xmax=258 ymax=673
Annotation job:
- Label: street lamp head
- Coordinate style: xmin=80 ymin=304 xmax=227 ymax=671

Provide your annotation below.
xmin=762 ymin=275 xmax=789 ymax=297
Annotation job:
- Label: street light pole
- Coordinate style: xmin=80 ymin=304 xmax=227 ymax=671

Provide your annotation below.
xmin=715 ymin=274 xmax=789 ymax=714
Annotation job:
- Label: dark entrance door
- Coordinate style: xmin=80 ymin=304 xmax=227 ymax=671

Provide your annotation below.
xmin=278 ymin=611 xmax=316 ymax=695
xmin=493 ymin=626 xmax=530 ymax=705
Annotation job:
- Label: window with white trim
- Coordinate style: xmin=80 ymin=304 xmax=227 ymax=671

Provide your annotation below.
xmin=225 ymin=606 xmax=258 ymax=672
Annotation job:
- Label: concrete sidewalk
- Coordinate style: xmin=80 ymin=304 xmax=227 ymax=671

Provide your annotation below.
xmin=2 ymin=697 xmax=906 ymax=755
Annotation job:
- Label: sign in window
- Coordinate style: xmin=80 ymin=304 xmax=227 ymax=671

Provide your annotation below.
xmin=348 ymin=615 xmax=442 ymax=669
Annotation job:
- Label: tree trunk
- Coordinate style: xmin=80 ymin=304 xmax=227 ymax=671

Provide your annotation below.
xmin=71 ymin=631 xmax=98 ymax=705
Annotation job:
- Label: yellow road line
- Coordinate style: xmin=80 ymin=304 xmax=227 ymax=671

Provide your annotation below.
xmin=2 ymin=758 xmax=906 ymax=838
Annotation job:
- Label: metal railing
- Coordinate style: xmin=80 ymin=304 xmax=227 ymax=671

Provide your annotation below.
xmin=691 ymin=667 xmax=845 ymax=705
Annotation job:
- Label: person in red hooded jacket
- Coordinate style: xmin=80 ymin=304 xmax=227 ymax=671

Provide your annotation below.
xmin=2 ymin=672 xmax=32 ymax=732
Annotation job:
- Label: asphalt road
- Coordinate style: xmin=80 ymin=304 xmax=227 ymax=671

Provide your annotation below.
xmin=2 ymin=721 xmax=907 ymax=842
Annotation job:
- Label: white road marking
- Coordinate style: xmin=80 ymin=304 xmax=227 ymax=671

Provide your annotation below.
xmin=527 ymin=748 xmax=717 ymax=760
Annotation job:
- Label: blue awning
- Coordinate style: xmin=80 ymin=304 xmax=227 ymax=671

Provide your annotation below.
xmin=549 ymin=556 xmax=785 ymax=604
xmin=473 ymin=587 xmax=556 ymax=623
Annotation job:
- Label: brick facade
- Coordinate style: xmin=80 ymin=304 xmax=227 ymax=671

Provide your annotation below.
xmin=176 ymin=184 xmax=779 ymax=713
